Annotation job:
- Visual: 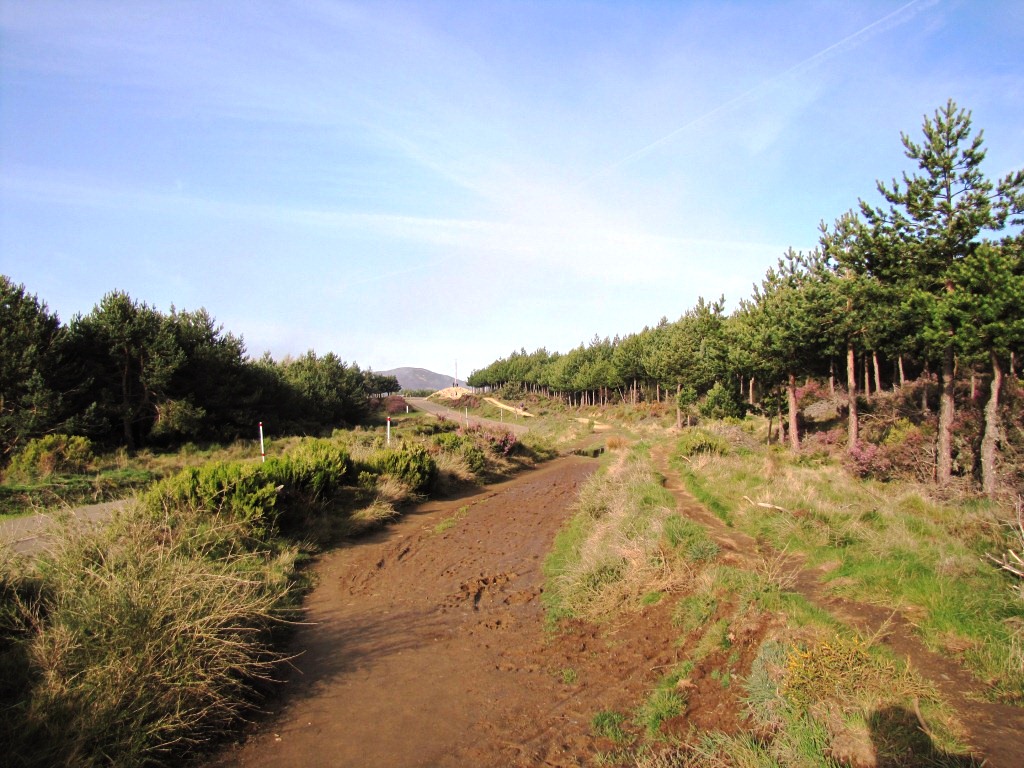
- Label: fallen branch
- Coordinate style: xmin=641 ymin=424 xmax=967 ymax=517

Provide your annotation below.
xmin=743 ymin=495 xmax=791 ymax=514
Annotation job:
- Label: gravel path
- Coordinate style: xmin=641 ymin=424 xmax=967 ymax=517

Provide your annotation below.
xmin=0 ymin=500 xmax=129 ymax=557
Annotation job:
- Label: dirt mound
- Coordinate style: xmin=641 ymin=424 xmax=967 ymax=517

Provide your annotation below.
xmin=431 ymin=386 xmax=474 ymax=400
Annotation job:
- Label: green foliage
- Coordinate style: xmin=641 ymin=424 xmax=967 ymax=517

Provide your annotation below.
xmin=364 ymin=445 xmax=436 ymax=493
xmin=698 ymin=382 xmax=742 ymax=420
xmin=0 ymin=277 xmax=68 ymax=459
xmin=142 ymin=461 xmax=280 ymax=539
xmin=663 ymin=515 xmax=719 ymax=562
xmin=6 ymin=434 xmax=94 ymax=480
xmin=269 ymin=439 xmax=351 ymax=503
xmin=675 ymin=429 xmax=728 ymax=457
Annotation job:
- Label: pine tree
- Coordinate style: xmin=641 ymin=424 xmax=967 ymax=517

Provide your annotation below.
xmin=860 ymin=100 xmax=1024 ymax=483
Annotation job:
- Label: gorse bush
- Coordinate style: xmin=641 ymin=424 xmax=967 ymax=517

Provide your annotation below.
xmin=675 ymin=429 xmax=729 ymax=458
xmin=7 ymin=434 xmax=95 ymax=480
xmin=142 ymin=461 xmax=280 ymax=539
xmin=364 ymin=445 xmax=436 ymax=493
xmin=141 ymin=440 xmax=353 ymax=540
xmin=265 ymin=439 xmax=351 ymax=506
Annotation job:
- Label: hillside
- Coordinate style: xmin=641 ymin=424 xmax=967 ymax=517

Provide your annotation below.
xmin=380 ymin=366 xmax=465 ymax=392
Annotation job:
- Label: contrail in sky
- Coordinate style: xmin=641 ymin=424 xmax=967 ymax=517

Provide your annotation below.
xmin=583 ymin=0 xmax=939 ymax=185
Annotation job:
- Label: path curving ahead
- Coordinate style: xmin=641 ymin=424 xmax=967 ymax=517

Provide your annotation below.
xmin=406 ymin=397 xmax=530 ymax=436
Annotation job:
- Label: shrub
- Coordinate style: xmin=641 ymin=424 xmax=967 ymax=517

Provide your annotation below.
xmin=7 ymin=434 xmax=94 ymax=480
xmin=676 ymin=429 xmax=728 ymax=458
xmin=698 ymin=382 xmax=742 ymax=420
xmin=433 ymin=432 xmax=464 ymax=451
xmin=487 ymin=430 xmax=519 ymax=456
xmin=267 ymin=439 xmax=351 ymax=504
xmin=141 ymin=461 xmax=280 ymax=540
xmin=0 ymin=514 xmax=292 ymax=767
xmin=365 ymin=446 xmax=436 ymax=493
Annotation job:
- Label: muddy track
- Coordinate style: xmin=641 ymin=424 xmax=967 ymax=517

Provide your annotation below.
xmin=207 ymin=454 xmax=683 ymax=768
xmin=650 ymin=444 xmax=1024 ymax=768
xmin=207 ymin=442 xmax=1024 ymax=767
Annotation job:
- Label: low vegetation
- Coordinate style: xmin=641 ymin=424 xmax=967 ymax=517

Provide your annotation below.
xmin=0 ymin=405 xmax=549 ymax=767
xmin=544 ymin=406 xmax=1020 ymax=766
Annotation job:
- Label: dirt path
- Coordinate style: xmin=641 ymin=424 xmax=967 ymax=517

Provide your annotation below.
xmin=482 ymin=396 xmax=535 ymax=417
xmin=0 ymin=499 xmax=128 ymax=557
xmin=407 ymin=397 xmax=530 ymax=436
xmin=208 ymin=454 xmax=683 ymax=768
xmin=649 ymin=444 xmax=1024 ymax=768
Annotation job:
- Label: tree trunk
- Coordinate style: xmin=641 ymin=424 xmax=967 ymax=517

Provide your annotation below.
xmin=121 ymin=361 xmax=135 ymax=450
xmin=937 ymin=345 xmax=955 ymax=485
xmin=749 ymin=376 xmax=756 ymax=406
xmin=675 ymin=383 xmax=682 ymax=430
xmin=970 ymin=371 xmax=977 ymax=401
xmin=863 ymin=355 xmax=871 ymax=398
xmin=778 ymin=401 xmax=786 ymax=445
xmin=872 ymin=351 xmax=882 ymax=393
xmin=847 ymin=343 xmax=858 ymax=450
xmin=829 ymin=360 xmax=836 ymax=397
xmin=898 ymin=355 xmax=906 ymax=387
xmin=981 ymin=351 xmax=1003 ymax=498
xmin=921 ymin=364 xmax=930 ymax=415
xmin=787 ymin=373 xmax=799 ymax=451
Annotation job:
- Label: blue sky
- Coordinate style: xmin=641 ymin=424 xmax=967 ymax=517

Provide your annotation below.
xmin=2 ymin=1 xmax=1022 ymax=378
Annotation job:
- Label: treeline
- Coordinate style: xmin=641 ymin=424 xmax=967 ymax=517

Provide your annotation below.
xmin=469 ymin=101 xmax=1024 ymax=495
xmin=0 ymin=284 xmax=400 ymax=459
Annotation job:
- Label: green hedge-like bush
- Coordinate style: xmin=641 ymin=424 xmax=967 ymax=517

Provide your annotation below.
xmin=6 ymin=434 xmax=94 ymax=480
xmin=142 ymin=440 xmax=352 ymax=539
xmin=265 ymin=439 xmax=350 ymax=504
xmin=365 ymin=446 xmax=436 ymax=492
xmin=142 ymin=461 xmax=280 ymax=539
xmin=433 ymin=432 xmax=464 ymax=451
xmin=676 ymin=429 xmax=729 ymax=457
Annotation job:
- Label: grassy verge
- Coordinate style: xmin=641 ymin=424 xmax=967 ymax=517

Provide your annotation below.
xmin=542 ymin=440 xmax=679 ymax=624
xmin=546 ymin=431 xmax=985 ymax=766
xmin=670 ymin=422 xmax=1024 ymax=704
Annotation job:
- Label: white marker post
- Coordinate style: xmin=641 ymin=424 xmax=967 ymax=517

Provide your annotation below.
xmin=386 ymin=416 xmax=391 ymax=446
xmin=258 ymin=421 xmax=266 ymax=462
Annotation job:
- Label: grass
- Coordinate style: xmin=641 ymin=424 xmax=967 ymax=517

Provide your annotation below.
xmin=592 ymin=710 xmax=629 ymax=742
xmin=0 ymin=502 xmax=300 ymax=767
xmin=0 ymin=467 xmax=157 ymax=517
xmin=433 ymin=505 xmax=469 ymax=533
xmin=541 ymin=419 xmax=993 ymax=764
xmin=542 ymin=443 xmax=682 ymax=622
xmin=669 ymin=426 xmax=1024 ymax=703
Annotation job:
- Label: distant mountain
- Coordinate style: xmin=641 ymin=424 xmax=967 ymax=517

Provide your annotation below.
xmin=380 ymin=367 xmax=466 ymax=392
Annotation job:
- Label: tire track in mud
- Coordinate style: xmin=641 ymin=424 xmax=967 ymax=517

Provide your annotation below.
xmin=650 ymin=443 xmax=1024 ymax=768
xmin=207 ymin=455 xmax=685 ymax=768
